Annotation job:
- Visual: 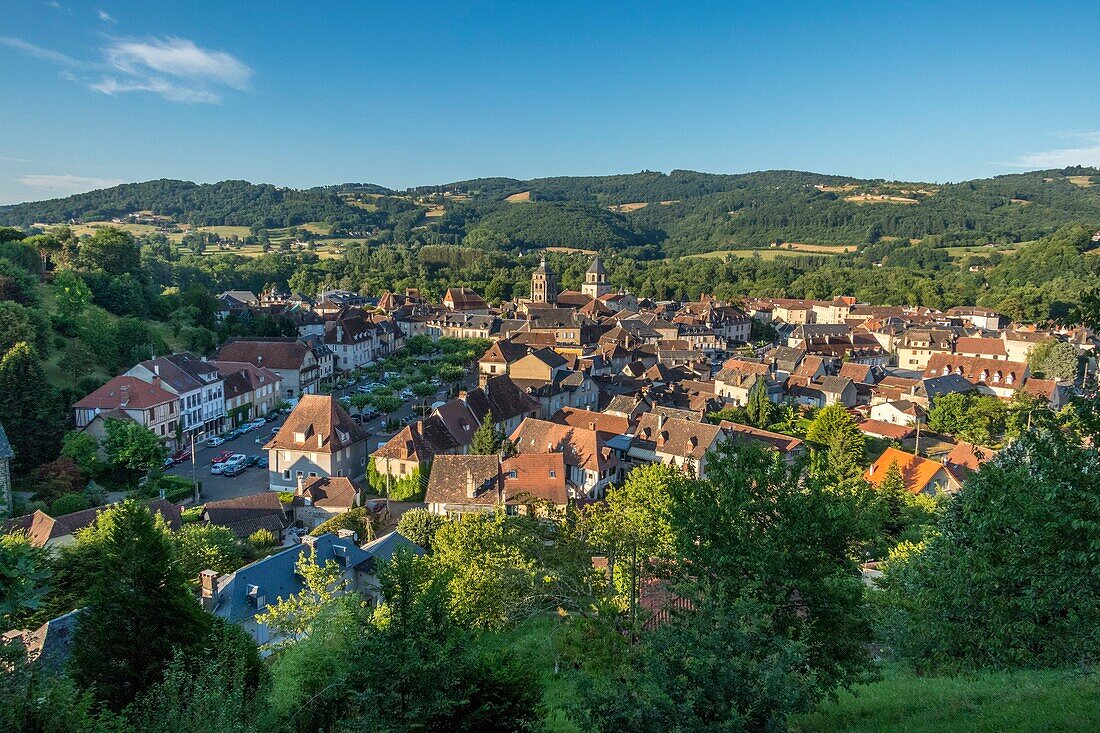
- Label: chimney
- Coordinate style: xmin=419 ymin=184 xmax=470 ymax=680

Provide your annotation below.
xmin=297 ymin=474 xmax=305 ymax=494
xmin=301 ymin=534 xmax=318 ymax=548
xmin=199 ymin=569 xmax=219 ymax=610
xmin=336 ymin=528 xmax=357 ymax=542
xmin=458 ymin=390 xmax=468 ymax=400
xmin=466 ymin=468 xmax=476 ymax=499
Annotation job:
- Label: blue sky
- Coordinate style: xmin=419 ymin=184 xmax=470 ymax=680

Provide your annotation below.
xmin=1 ymin=1 xmax=1099 ymax=204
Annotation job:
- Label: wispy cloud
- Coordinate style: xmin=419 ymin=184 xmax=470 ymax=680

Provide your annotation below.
xmin=0 ymin=34 xmax=252 ymax=104
xmin=1003 ymin=132 xmax=1100 ymax=169
xmin=17 ymin=174 xmax=125 ymax=195
xmin=0 ymin=36 xmax=81 ymax=66
xmin=97 ymin=9 xmax=115 ymax=23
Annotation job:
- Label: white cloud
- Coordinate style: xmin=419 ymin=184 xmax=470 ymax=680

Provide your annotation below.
xmin=101 ymin=36 xmax=253 ymax=98
xmin=0 ymin=34 xmax=252 ymax=104
xmin=97 ymin=9 xmax=115 ymax=23
xmin=17 ymin=174 xmax=125 ymax=195
xmin=1003 ymin=132 xmax=1100 ymax=169
xmin=0 ymin=36 xmax=81 ymax=66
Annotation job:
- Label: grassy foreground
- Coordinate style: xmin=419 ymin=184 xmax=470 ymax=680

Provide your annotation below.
xmin=792 ymin=666 xmax=1100 ymax=733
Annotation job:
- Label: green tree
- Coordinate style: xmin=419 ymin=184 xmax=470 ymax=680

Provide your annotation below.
xmin=805 ymin=403 xmax=866 ymax=478
xmin=50 ymin=492 xmax=91 ymax=516
xmin=124 ymin=626 xmax=263 ymax=733
xmin=53 ymin=269 xmax=93 ymax=323
xmin=103 ymin=418 xmax=167 ymax=473
xmin=61 ymin=430 xmax=104 ymax=477
xmin=745 ymin=378 xmax=774 ymax=428
xmin=248 ymin=528 xmax=279 ymax=549
xmin=79 ymin=227 xmax=141 ymax=275
xmin=256 ymin=546 xmax=353 ymax=648
xmin=173 ymin=524 xmax=244 ymax=585
xmin=0 ymin=301 xmax=41 ymax=355
xmin=469 ymin=411 xmax=504 ymax=455
xmin=309 ymin=507 xmax=376 ymax=543
xmin=0 ymin=532 xmax=51 ymax=628
xmin=878 ymin=430 xmax=1100 ymax=671
xmin=927 ymin=391 xmax=970 ymax=436
xmin=71 ymin=500 xmax=212 ymax=710
xmin=878 ymin=460 xmax=909 ymax=539
xmin=0 ymin=342 xmax=66 ymax=474
xmin=577 ymin=440 xmax=876 ymax=731
xmin=396 ymin=507 xmax=447 ymax=552
xmin=1028 ymin=338 xmax=1081 ymax=381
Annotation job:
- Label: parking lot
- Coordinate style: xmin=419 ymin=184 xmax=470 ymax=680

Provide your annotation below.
xmin=166 ymin=373 xmax=468 ymax=504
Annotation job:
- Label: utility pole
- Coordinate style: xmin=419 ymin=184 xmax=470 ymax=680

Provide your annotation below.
xmin=190 ymin=432 xmax=200 ymax=503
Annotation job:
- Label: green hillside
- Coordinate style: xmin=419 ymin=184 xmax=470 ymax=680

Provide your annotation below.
xmin=4 ymin=167 xmax=1100 ymax=257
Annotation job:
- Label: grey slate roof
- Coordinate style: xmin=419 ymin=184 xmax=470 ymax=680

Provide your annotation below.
xmin=210 ymin=531 xmax=423 ymax=624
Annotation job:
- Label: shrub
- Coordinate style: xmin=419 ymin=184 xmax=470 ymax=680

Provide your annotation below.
xmin=396 ymin=508 xmax=446 ymax=552
xmin=50 ymin=492 xmax=91 ymax=516
xmin=309 ymin=507 xmax=375 ymax=542
xmin=248 ymin=528 xmax=278 ymax=549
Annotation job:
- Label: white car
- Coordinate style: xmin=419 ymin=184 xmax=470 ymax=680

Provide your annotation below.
xmin=400 ymin=388 xmax=415 ymax=399
xmin=248 ymin=418 xmax=267 ymax=429
xmin=206 ymin=436 xmax=225 ymax=447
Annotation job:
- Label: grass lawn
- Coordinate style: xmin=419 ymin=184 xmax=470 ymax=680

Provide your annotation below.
xmin=792 ymin=667 xmax=1100 ymax=733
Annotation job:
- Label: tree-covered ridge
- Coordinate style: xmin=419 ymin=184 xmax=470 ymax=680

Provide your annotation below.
xmin=7 ymin=166 xmax=1100 ymax=256
xmin=0 ymin=179 xmax=415 ymax=230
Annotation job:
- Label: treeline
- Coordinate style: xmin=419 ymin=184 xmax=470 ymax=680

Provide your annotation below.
xmin=0 ymin=179 xmax=404 ymax=231
xmin=8 ymin=168 xmax=1100 ymax=257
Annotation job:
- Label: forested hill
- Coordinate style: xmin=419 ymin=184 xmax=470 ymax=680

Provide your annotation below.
xmin=5 ymin=167 xmax=1100 ymax=256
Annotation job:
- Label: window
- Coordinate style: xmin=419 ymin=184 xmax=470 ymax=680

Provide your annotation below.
xmin=296 ymin=470 xmax=304 ymax=479
xmin=282 ymin=469 xmax=291 ymax=480
xmin=549 ymin=470 xmax=556 ymax=478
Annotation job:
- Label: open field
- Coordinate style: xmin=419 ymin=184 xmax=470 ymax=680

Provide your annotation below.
xmin=792 ymin=667 xmax=1100 ymax=733
xmin=844 ymin=194 xmax=920 ymax=204
xmin=684 ymin=242 xmax=851 ymax=260
xmin=1066 ymin=175 xmax=1095 ymax=187
xmin=815 ymin=183 xmax=859 ymax=193
xmin=608 ymin=202 xmax=648 ymax=213
xmin=684 ymin=248 xmax=844 ymax=261
xmin=944 ymin=243 xmax=1023 ymax=260
xmin=544 ymin=245 xmax=597 ymax=255
xmin=506 ymin=190 xmax=532 ymax=202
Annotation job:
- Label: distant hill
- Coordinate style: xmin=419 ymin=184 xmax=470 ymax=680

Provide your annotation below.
xmin=5 ymin=167 xmax=1100 ymax=256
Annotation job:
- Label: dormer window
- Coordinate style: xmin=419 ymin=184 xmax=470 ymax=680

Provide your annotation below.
xmin=294 ymin=431 xmax=306 ymax=443
xmin=979 ymin=370 xmax=989 ymax=382
xmin=1006 ymin=373 xmax=1015 ymax=385
xmin=508 ymin=470 xmax=518 ymax=479
xmin=992 ymin=371 xmax=1002 ymax=383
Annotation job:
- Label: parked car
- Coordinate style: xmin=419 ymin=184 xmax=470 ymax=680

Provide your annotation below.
xmin=162 ymin=456 xmax=175 ymax=469
xmin=256 ymin=428 xmax=279 ymax=444
xmin=171 ymin=447 xmax=192 ymax=463
xmin=222 ymin=461 xmax=247 ymax=477
xmin=210 ymin=450 xmax=235 ymax=464
xmin=210 ymin=462 xmax=226 ymax=475
xmin=399 ymin=388 xmax=415 ymax=399
xmin=264 ymin=412 xmax=279 ymax=423
xmin=257 ymin=455 xmax=269 ymax=469
xmin=430 ymin=377 xmax=442 ymax=387
xmin=206 ymin=436 xmax=225 ymax=448
xmin=244 ymin=455 xmax=260 ymax=467
xmin=383 ymin=371 xmax=402 ymax=381
xmin=224 ymin=429 xmax=243 ymax=441
xmin=351 ymin=414 xmax=362 ymax=424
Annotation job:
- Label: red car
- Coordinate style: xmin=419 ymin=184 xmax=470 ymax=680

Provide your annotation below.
xmin=210 ymin=450 xmax=235 ymax=464
xmin=172 ymin=447 xmax=193 ymax=464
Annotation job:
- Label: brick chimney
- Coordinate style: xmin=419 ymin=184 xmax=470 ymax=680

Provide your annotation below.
xmin=199 ymin=569 xmax=219 ymax=611
xmin=466 ymin=468 xmax=476 ymax=499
